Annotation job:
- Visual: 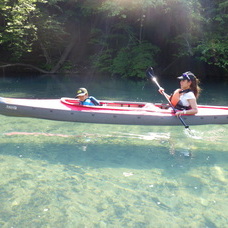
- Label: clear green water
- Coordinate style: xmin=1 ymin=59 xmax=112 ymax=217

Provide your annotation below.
xmin=0 ymin=74 xmax=228 ymax=227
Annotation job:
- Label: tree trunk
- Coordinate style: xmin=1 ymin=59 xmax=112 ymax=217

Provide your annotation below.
xmin=0 ymin=63 xmax=50 ymax=74
xmin=50 ymin=34 xmax=78 ymax=73
xmin=0 ymin=34 xmax=78 ymax=74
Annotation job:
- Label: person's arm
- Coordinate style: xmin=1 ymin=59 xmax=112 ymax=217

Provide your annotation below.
xmin=89 ymin=96 xmax=100 ymax=106
xmin=176 ymin=98 xmax=198 ymax=116
xmin=158 ymin=88 xmax=171 ymax=99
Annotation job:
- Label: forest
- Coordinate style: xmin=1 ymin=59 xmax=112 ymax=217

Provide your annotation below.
xmin=0 ymin=0 xmax=227 ymax=80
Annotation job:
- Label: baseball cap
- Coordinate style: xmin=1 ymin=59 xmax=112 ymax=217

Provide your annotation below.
xmin=177 ymin=71 xmax=196 ymax=81
xmin=76 ymin=88 xmax=88 ymax=97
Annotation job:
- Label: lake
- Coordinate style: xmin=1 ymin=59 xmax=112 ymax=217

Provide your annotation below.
xmin=0 ymin=74 xmax=228 ymax=227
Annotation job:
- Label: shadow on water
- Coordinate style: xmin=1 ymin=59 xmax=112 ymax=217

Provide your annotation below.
xmin=1 ymin=117 xmax=227 ymax=176
xmin=1 ymin=130 xmax=226 ymax=176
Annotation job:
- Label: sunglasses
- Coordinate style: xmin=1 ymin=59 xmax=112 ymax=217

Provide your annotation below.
xmin=182 ymin=73 xmax=191 ymax=81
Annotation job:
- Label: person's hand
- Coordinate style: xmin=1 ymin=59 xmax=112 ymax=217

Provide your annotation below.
xmin=158 ymin=87 xmax=164 ymax=94
xmin=175 ymin=110 xmax=186 ymax=117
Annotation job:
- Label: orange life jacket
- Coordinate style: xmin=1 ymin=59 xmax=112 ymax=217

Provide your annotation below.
xmin=170 ymin=89 xmax=192 ymax=110
xmin=170 ymin=89 xmax=181 ymax=107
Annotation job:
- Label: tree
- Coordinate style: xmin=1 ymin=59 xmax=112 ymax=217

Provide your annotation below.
xmin=0 ymin=0 xmax=47 ymax=60
xmin=194 ymin=0 xmax=228 ymax=72
xmin=0 ymin=0 xmax=74 ymax=72
xmin=0 ymin=0 xmax=227 ymax=79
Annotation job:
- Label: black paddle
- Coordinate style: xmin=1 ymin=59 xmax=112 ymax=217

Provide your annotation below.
xmin=146 ymin=67 xmax=190 ymax=129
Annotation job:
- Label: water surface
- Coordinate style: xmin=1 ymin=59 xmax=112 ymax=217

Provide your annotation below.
xmin=0 ymin=74 xmax=228 ymax=227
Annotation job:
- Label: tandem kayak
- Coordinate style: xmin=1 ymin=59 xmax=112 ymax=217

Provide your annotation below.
xmin=0 ymin=97 xmax=228 ymax=126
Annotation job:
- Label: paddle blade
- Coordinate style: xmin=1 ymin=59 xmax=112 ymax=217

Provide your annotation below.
xmin=146 ymin=67 xmax=155 ymax=80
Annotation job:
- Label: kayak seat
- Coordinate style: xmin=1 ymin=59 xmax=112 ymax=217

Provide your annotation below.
xmin=143 ymin=103 xmax=161 ymax=111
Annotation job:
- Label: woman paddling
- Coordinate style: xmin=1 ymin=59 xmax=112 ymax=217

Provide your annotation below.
xmin=159 ymin=71 xmax=201 ymax=117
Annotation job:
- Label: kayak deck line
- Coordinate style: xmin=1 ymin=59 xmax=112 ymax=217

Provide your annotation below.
xmin=0 ymin=96 xmax=228 ymax=125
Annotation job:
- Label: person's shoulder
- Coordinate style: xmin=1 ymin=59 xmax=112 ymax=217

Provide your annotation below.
xmin=186 ymin=91 xmax=195 ymax=99
xmin=89 ymin=96 xmax=100 ymax=106
xmin=174 ymin=88 xmax=181 ymax=93
xmin=89 ymin=96 xmax=97 ymax=100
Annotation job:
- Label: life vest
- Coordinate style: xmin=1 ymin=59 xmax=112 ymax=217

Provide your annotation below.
xmin=170 ymin=89 xmax=181 ymax=107
xmin=170 ymin=89 xmax=192 ymax=110
xmin=80 ymin=96 xmax=100 ymax=106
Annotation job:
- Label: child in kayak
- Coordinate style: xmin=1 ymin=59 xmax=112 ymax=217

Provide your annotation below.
xmin=159 ymin=71 xmax=201 ymax=116
xmin=76 ymin=88 xmax=100 ymax=106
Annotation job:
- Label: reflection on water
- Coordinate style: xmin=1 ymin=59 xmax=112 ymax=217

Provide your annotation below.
xmin=0 ymin=75 xmax=228 ymax=227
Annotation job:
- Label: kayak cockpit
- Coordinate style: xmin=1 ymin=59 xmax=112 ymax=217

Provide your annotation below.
xmin=60 ymin=97 xmax=162 ymax=112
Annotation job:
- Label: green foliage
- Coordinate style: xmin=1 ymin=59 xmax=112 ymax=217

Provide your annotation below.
xmin=90 ymin=49 xmax=114 ymax=73
xmin=0 ymin=0 xmax=68 ymax=62
xmin=33 ymin=10 xmax=69 ymax=62
xmin=98 ymin=0 xmax=165 ymax=16
xmin=92 ymin=42 xmax=159 ymax=79
xmin=195 ymin=38 xmax=228 ymax=71
xmin=112 ymin=42 xmax=159 ymax=78
xmin=193 ymin=0 xmax=228 ymax=72
xmin=169 ymin=0 xmax=228 ymax=74
xmin=0 ymin=0 xmax=227 ymax=78
xmin=0 ymin=0 xmax=47 ymax=60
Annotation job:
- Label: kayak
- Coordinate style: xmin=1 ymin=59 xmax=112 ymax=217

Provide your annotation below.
xmin=0 ymin=96 xmax=228 ymax=126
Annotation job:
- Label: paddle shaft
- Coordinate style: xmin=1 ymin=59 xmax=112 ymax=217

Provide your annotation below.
xmin=151 ymin=77 xmax=189 ymax=129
